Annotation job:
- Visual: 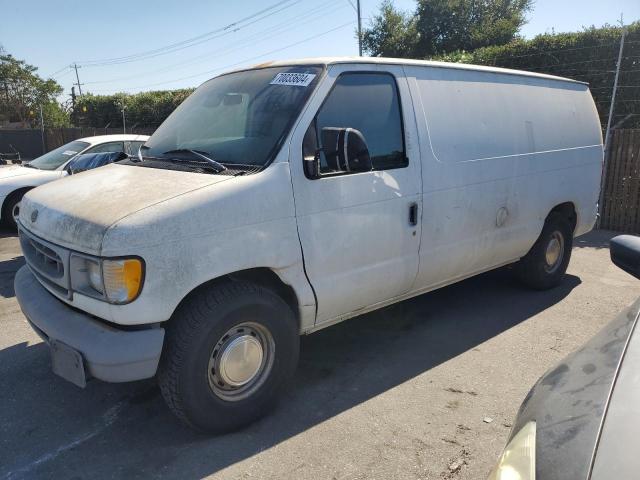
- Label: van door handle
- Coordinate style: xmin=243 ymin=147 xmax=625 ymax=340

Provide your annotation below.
xmin=409 ymin=202 xmax=418 ymax=226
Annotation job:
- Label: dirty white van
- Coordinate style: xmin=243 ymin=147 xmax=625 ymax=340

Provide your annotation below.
xmin=14 ymin=58 xmax=602 ymax=431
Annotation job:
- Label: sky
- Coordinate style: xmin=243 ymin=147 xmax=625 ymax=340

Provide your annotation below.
xmin=1 ymin=0 xmax=639 ymax=99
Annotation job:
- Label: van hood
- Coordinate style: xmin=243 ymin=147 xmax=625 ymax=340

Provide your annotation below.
xmin=19 ymin=164 xmax=232 ymax=254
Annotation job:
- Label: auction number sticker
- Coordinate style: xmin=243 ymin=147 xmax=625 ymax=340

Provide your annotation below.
xmin=270 ymin=72 xmax=316 ymax=87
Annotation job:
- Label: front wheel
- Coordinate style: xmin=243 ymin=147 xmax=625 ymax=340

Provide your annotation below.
xmin=158 ymin=281 xmax=299 ymax=432
xmin=2 ymin=190 xmax=27 ymax=230
xmin=515 ymin=213 xmax=573 ymax=290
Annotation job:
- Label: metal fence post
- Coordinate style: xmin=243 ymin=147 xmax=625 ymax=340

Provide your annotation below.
xmin=597 ymin=29 xmax=626 ymax=229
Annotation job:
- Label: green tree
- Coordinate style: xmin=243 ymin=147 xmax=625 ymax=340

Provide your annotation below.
xmin=75 ymin=89 xmax=193 ymax=128
xmin=363 ymin=0 xmax=533 ymax=58
xmin=362 ymin=0 xmax=419 ymax=58
xmin=0 ymin=49 xmax=69 ymax=127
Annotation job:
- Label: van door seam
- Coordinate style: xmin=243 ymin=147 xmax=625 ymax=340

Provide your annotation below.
xmin=402 ymin=66 xmax=425 ymax=289
xmin=285 ymin=146 xmax=319 ymax=323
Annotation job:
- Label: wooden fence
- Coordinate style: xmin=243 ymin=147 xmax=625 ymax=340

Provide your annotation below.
xmin=600 ymin=129 xmax=640 ymax=233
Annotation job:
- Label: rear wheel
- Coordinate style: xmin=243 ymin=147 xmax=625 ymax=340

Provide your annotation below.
xmin=515 ymin=213 xmax=573 ymax=290
xmin=158 ymin=281 xmax=299 ymax=432
xmin=2 ymin=190 xmax=27 ymax=230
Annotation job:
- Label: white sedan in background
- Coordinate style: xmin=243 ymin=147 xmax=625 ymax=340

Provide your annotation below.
xmin=0 ymin=134 xmax=149 ymax=229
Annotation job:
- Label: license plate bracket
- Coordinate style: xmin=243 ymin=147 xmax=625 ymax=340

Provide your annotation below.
xmin=50 ymin=340 xmax=86 ymax=388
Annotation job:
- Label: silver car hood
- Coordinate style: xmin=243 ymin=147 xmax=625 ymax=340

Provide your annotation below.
xmin=590 ymin=303 xmax=640 ymax=479
xmin=19 ymin=164 xmax=231 ymax=255
xmin=0 ymin=165 xmax=43 ymax=179
xmin=509 ymin=298 xmax=640 ymax=480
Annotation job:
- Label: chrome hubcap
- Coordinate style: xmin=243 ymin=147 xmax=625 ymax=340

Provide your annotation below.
xmin=218 ymin=335 xmax=263 ymax=387
xmin=208 ymin=322 xmax=274 ymax=401
xmin=544 ymin=231 xmax=564 ymax=273
xmin=12 ymin=202 xmax=20 ymax=221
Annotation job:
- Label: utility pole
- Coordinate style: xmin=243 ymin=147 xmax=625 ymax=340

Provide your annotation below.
xmin=70 ymin=86 xmax=77 ymax=126
xmin=604 ymin=30 xmax=625 ymax=153
xmin=38 ymin=104 xmax=46 ymax=155
xmin=120 ymin=99 xmax=127 ymax=135
xmin=357 ymin=0 xmax=363 ymax=56
xmin=72 ymin=63 xmax=83 ymax=96
xmin=598 ymin=23 xmax=626 ymax=228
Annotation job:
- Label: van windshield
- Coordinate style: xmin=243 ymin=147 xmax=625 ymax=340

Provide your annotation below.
xmin=141 ymin=66 xmax=322 ymax=168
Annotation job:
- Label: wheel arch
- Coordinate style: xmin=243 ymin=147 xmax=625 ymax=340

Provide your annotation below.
xmin=548 ymin=201 xmax=577 ymax=234
xmin=169 ymin=267 xmax=302 ymax=329
xmin=1 ymin=186 xmax=33 ymax=221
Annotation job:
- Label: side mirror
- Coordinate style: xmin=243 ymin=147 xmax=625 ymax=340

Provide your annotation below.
xmin=320 ymin=127 xmax=372 ymax=174
xmin=610 ymin=235 xmax=640 ymax=280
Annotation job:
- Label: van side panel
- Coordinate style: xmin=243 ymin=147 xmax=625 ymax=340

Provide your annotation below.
xmin=405 ymin=65 xmax=602 ymax=291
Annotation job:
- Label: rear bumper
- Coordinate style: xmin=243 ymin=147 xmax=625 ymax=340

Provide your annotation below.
xmin=14 ymin=265 xmax=164 ymax=384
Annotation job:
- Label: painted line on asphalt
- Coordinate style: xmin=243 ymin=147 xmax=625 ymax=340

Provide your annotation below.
xmin=2 ymin=401 xmax=125 ymax=480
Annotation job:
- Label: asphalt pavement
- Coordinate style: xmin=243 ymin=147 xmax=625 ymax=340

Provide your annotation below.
xmin=0 ymin=229 xmax=637 ymax=480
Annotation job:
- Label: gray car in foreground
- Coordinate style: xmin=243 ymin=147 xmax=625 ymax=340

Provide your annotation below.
xmin=489 ymin=235 xmax=640 ymax=480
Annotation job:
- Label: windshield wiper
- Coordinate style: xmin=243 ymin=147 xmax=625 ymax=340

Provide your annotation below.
xmin=136 ymin=145 xmax=167 ymax=162
xmin=162 ymin=149 xmax=227 ymax=173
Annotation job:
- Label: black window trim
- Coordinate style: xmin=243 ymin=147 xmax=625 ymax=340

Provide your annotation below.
xmin=304 ymin=70 xmax=409 ymax=180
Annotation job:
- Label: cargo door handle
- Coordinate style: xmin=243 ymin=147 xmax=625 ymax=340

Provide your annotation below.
xmin=409 ymin=203 xmax=418 ymax=226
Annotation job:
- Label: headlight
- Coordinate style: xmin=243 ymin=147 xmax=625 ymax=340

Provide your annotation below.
xmin=70 ymin=255 xmax=144 ymax=304
xmin=86 ymin=259 xmax=103 ymax=293
xmin=102 ymin=258 xmax=143 ymax=303
xmin=488 ymin=421 xmax=536 ymax=480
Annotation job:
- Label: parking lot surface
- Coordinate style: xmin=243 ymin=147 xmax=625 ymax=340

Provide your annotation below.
xmin=0 ymin=229 xmax=638 ymax=480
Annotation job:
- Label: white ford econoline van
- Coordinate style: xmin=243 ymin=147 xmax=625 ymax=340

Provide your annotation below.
xmin=14 ymin=58 xmax=602 ymax=431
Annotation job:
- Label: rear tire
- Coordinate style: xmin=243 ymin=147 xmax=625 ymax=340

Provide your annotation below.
xmin=2 ymin=190 xmax=27 ymax=230
xmin=515 ymin=212 xmax=573 ymax=290
xmin=158 ymin=281 xmax=299 ymax=432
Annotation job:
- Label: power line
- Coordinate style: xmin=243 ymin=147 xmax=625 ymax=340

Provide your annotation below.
xmin=344 ymin=0 xmax=357 ymax=11
xmin=47 ymin=65 xmax=71 ymax=78
xmin=84 ymin=0 xmax=345 ymax=86
xmin=92 ymin=21 xmax=355 ymax=93
xmin=76 ymin=0 xmax=300 ymax=67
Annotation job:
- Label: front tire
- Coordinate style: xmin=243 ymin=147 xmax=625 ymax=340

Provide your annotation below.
xmin=158 ymin=281 xmax=299 ymax=432
xmin=515 ymin=212 xmax=573 ymax=290
xmin=2 ymin=190 xmax=27 ymax=230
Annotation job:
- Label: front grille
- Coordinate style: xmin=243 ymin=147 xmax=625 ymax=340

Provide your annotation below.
xmin=23 ymin=237 xmax=64 ymax=278
xmin=19 ymin=228 xmax=71 ymax=298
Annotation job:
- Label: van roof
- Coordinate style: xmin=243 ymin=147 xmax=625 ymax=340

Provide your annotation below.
xmin=243 ymin=56 xmax=587 ymax=86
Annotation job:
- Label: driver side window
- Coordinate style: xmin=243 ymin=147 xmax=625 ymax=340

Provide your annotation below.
xmin=303 ymin=72 xmax=407 ymax=176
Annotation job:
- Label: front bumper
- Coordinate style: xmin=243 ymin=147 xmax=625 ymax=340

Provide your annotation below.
xmin=15 ymin=265 xmax=164 ymax=384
